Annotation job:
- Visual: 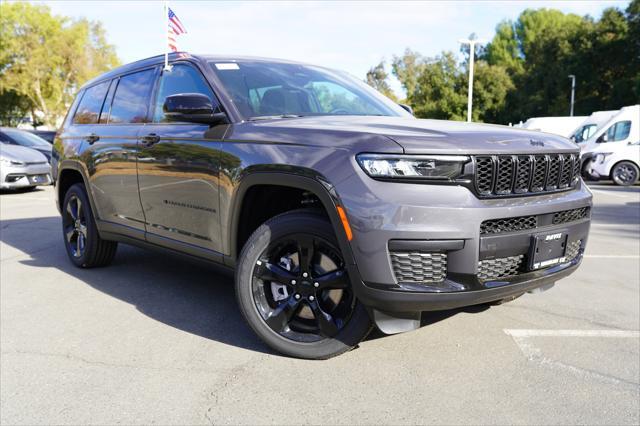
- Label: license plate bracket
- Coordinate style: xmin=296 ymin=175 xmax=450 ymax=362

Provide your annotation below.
xmin=529 ymin=232 xmax=568 ymax=270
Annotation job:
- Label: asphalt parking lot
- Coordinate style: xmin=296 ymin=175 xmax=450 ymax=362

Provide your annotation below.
xmin=1 ymin=182 xmax=638 ymax=425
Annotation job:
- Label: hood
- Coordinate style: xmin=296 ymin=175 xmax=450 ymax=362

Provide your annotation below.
xmin=0 ymin=144 xmax=49 ymax=163
xmin=252 ymin=116 xmax=579 ymax=154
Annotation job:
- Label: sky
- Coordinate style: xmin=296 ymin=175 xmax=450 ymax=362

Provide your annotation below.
xmin=40 ymin=0 xmax=629 ymax=96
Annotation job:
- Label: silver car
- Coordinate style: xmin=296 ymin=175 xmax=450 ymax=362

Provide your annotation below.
xmin=0 ymin=143 xmax=52 ymax=190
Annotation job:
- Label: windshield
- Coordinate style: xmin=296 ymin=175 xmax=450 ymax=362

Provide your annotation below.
xmin=2 ymin=129 xmax=50 ymax=148
xmin=572 ymin=124 xmax=597 ymax=143
xmin=209 ymin=60 xmax=411 ymax=120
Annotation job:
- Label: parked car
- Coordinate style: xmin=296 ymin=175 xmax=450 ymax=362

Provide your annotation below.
xmin=52 ymin=53 xmax=592 ymax=359
xmin=27 ymin=130 xmax=57 ymax=144
xmin=586 ymin=142 xmax=640 ymax=186
xmin=0 ymin=142 xmax=52 ymax=190
xmin=570 ymin=110 xmax=619 ymax=143
xmin=0 ymin=127 xmax=53 ymax=162
xmin=516 ymin=116 xmax=587 ymax=138
xmin=579 ymin=105 xmax=640 ymax=178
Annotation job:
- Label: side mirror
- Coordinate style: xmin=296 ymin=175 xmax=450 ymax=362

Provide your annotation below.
xmin=596 ymin=133 xmax=608 ymax=143
xmin=398 ymin=104 xmax=414 ymax=116
xmin=163 ymin=93 xmax=227 ymax=125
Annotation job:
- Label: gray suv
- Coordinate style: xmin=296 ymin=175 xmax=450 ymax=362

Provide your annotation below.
xmin=52 ymin=53 xmax=592 ymax=359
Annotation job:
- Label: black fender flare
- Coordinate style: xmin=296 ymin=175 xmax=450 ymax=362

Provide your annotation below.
xmin=225 ymin=172 xmax=356 ymax=268
xmin=55 ymin=160 xmax=98 ymax=218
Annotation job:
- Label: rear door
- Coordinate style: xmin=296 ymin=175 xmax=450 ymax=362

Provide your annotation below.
xmin=85 ymin=67 xmax=157 ymax=235
xmin=138 ymin=62 xmax=227 ymax=255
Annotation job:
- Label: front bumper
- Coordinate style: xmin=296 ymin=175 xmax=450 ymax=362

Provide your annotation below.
xmin=0 ymin=163 xmax=51 ymax=189
xmin=335 ymin=167 xmax=592 ymax=313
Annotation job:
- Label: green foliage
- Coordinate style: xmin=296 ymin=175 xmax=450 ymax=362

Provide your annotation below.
xmin=484 ymin=4 xmax=639 ymax=122
xmin=390 ymin=50 xmax=513 ymax=122
xmin=365 ymin=61 xmax=397 ymax=101
xmin=0 ymin=90 xmax=31 ymax=127
xmin=374 ymin=2 xmax=638 ymax=124
xmin=0 ymin=2 xmax=119 ymax=127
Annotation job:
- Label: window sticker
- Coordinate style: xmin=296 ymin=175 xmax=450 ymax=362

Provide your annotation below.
xmin=215 ymin=63 xmax=240 ymax=70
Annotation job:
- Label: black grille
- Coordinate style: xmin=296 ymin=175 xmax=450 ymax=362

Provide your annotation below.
xmin=476 ymin=157 xmax=494 ymax=195
xmin=478 ymin=255 xmax=524 ymax=281
xmin=477 ymin=240 xmax=583 ymax=282
xmin=565 ymin=240 xmax=582 ymax=261
xmin=390 ymin=252 xmax=447 ymax=283
xmin=480 ymin=215 xmax=537 ymax=235
xmin=552 ymin=207 xmax=590 ymax=225
xmin=474 ymin=154 xmax=579 ymax=197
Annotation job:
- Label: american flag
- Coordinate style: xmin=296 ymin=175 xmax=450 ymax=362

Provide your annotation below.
xmin=167 ymin=7 xmax=186 ymax=52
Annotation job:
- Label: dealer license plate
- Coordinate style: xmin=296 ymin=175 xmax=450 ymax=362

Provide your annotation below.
xmin=529 ymin=232 xmax=568 ymax=270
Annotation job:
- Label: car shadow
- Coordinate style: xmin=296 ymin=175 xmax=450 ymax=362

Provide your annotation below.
xmin=0 ymin=216 xmax=499 ymax=355
xmin=0 ymin=187 xmax=47 ymax=195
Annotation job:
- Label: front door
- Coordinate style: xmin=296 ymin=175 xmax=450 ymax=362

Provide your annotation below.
xmin=138 ymin=62 xmax=227 ymax=255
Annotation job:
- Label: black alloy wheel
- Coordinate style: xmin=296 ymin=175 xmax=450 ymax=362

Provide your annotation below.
xmin=63 ymin=194 xmax=88 ymax=258
xmin=252 ymin=233 xmax=354 ymax=342
xmin=61 ymin=183 xmax=118 ymax=268
xmin=235 ymin=209 xmax=372 ymax=359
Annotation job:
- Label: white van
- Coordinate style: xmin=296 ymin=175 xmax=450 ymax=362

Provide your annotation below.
xmin=587 ymin=143 xmax=640 ymax=186
xmin=582 ymin=105 xmax=640 ymax=185
xmin=517 ymin=116 xmax=587 ymax=137
xmin=570 ymin=110 xmax=619 ymax=143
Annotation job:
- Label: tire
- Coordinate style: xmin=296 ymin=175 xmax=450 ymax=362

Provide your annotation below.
xmin=581 ymin=159 xmax=596 ymax=181
xmin=611 ymin=161 xmax=639 ymax=186
xmin=62 ymin=183 xmax=117 ymax=268
xmin=235 ymin=209 xmax=373 ymax=359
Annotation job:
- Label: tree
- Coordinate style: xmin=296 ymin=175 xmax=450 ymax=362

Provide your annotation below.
xmin=0 ymin=2 xmax=119 ymax=127
xmin=0 ymin=90 xmax=31 ymax=127
xmin=390 ymin=49 xmax=512 ymax=123
xmin=365 ymin=61 xmax=397 ymax=101
xmin=483 ymin=6 xmax=639 ymax=123
xmin=391 ymin=49 xmax=426 ymax=97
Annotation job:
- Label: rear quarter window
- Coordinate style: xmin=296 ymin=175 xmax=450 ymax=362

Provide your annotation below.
xmin=73 ymin=81 xmax=110 ymax=124
xmin=108 ymin=68 xmax=156 ymax=124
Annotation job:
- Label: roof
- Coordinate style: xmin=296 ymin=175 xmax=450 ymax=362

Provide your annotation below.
xmin=80 ymin=52 xmax=314 ymax=90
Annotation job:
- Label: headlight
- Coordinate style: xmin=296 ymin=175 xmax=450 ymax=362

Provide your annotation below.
xmin=356 ymin=154 xmax=469 ymax=180
xmin=595 ymin=153 xmax=613 ymax=164
xmin=0 ymin=157 xmax=25 ymax=166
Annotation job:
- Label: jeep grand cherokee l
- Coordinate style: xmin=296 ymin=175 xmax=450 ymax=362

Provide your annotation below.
xmin=52 ymin=53 xmax=592 ymax=359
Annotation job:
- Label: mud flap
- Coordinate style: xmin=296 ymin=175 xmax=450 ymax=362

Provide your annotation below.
xmin=373 ymin=310 xmax=421 ymax=334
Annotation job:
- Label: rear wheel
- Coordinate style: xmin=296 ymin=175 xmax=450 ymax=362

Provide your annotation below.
xmin=62 ymin=183 xmax=117 ymax=268
xmin=235 ymin=210 xmax=372 ymax=359
xmin=611 ymin=161 xmax=639 ymax=186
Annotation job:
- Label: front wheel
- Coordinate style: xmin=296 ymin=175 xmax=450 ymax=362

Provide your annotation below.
xmin=235 ymin=209 xmax=372 ymax=359
xmin=611 ymin=161 xmax=639 ymax=186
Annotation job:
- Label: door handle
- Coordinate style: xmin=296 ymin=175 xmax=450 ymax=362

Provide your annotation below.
xmin=141 ymin=133 xmax=161 ymax=147
xmin=86 ymin=134 xmax=99 ymax=144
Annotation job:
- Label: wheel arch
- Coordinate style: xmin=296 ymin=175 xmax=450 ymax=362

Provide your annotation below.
xmin=56 ymin=162 xmax=98 ymax=219
xmin=226 ymin=172 xmax=355 ymax=267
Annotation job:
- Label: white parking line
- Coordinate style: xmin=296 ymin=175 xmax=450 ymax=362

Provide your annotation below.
xmin=505 ymin=329 xmax=640 ymax=338
xmin=505 ymin=329 xmax=639 ymax=387
xmin=590 ymin=189 xmax=640 ymax=199
xmin=584 ymin=255 xmax=640 ymax=259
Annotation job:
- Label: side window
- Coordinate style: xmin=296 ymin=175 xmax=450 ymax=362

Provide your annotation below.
xmin=73 ymin=81 xmax=110 ymax=124
xmin=153 ymin=64 xmax=218 ymax=122
xmin=606 ymin=121 xmax=632 ymax=142
xmin=109 ymin=69 xmax=156 ymax=124
xmin=99 ymin=79 xmax=118 ymax=124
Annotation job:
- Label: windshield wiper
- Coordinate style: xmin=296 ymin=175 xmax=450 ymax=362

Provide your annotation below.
xmin=248 ymin=114 xmax=304 ymax=121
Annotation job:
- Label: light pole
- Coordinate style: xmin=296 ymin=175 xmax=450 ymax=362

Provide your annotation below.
xmin=459 ymin=37 xmax=487 ymax=122
xmin=568 ymin=74 xmax=576 ymax=116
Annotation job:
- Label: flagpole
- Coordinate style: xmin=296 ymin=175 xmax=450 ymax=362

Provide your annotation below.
xmin=164 ymin=1 xmax=170 ymax=71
